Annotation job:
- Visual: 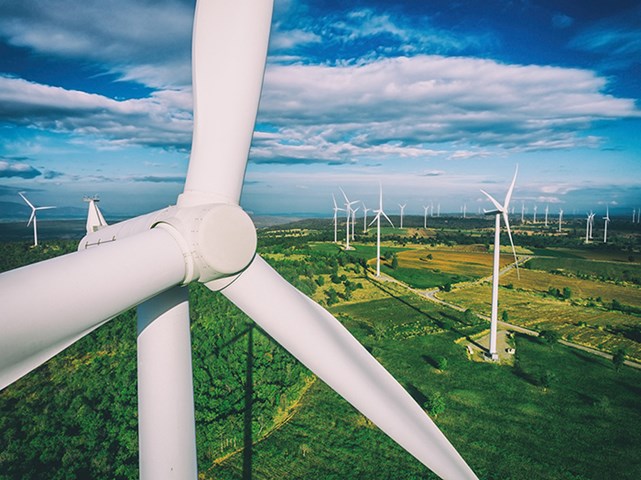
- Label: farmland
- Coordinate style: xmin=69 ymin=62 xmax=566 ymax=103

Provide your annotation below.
xmin=2 ymin=217 xmax=641 ymax=479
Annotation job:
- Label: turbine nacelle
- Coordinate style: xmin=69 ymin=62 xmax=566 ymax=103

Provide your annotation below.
xmin=81 ymin=203 xmax=256 ymax=286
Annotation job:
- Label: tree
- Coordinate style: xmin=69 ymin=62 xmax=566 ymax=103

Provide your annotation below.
xmin=539 ymin=370 xmax=556 ymax=390
xmin=424 ymin=392 xmax=446 ymax=417
xmin=562 ymin=287 xmax=572 ymax=299
xmin=612 ymin=348 xmax=627 ymax=372
xmin=539 ymin=329 xmax=560 ymax=346
xmin=501 ymin=310 xmax=509 ymax=322
xmin=437 ymin=357 xmax=448 ymax=371
xmin=391 ymin=254 xmax=399 ymax=269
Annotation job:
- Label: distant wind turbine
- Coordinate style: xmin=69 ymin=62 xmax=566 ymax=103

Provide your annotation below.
xmin=423 ymin=206 xmax=429 ymax=229
xmin=331 ymin=194 xmax=344 ymax=243
xmin=558 ymin=209 xmax=564 ymax=232
xmin=480 ymin=166 xmax=519 ymax=361
xmin=399 ymin=203 xmax=406 ymax=228
xmin=362 ymin=203 xmax=370 ymax=233
xmin=463 ymin=203 xmax=467 ymax=219
xmin=340 ymin=188 xmax=358 ymax=250
xmin=521 ymin=202 xmax=525 ymax=223
xmin=603 ymin=207 xmax=610 ymax=243
xmin=588 ymin=211 xmax=594 ymax=239
xmin=18 ymin=192 xmax=56 ymax=247
xmin=351 ymin=206 xmax=359 ymax=241
xmin=533 ymin=205 xmax=537 ymax=224
xmin=633 ymin=209 xmax=636 ymax=223
xmin=437 ymin=203 xmax=440 ymax=217
xmin=370 ymin=184 xmax=394 ymax=277
xmin=544 ymin=205 xmax=549 ymax=227
xmin=585 ymin=213 xmax=591 ymax=243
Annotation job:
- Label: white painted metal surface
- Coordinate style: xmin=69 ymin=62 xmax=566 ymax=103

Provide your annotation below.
xmin=138 ymin=287 xmax=197 ymax=480
xmin=0 ymin=228 xmax=186 ymax=389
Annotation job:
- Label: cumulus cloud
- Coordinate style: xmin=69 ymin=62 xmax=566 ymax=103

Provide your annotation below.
xmin=0 ymin=0 xmax=193 ymax=88
xmin=0 ymin=76 xmax=192 ymax=150
xmin=0 ymin=159 xmax=41 ymax=178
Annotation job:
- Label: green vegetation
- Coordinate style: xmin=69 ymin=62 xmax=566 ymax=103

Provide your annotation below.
xmin=2 ymin=217 xmax=641 ymax=480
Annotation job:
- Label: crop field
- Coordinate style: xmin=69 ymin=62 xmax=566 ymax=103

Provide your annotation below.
xmin=439 ymin=284 xmax=641 ymax=360
xmin=533 ymin=246 xmax=641 ymax=263
xmin=396 ymin=248 xmax=512 ymax=278
xmin=501 ymin=267 xmax=641 ymax=308
xmin=212 ymin=293 xmax=641 ymax=480
xmin=525 ymin=256 xmax=641 ymax=286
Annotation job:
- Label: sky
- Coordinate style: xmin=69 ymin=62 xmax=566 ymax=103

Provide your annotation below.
xmin=1 ymin=0 xmax=640 ymax=220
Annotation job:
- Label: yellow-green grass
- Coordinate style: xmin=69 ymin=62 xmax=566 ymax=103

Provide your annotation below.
xmin=501 ymin=267 xmax=641 ymax=308
xmin=525 ymin=256 xmax=641 ymax=286
xmin=536 ymin=247 xmax=641 ymax=263
xmin=396 ymin=248 xmax=513 ymax=278
xmin=440 ymin=284 xmax=641 ymax=360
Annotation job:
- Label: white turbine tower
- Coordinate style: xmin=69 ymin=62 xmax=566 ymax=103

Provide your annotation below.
xmin=603 ymin=207 xmax=611 ymax=243
xmin=331 ymin=194 xmax=344 ymax=243
xmin=0 ymin=4 xmax=478 ymax=479
xmin=558 ymin=209 xmax=564 ymax=232
xmin=83 ymin=195 xmax=108 ymax=234
xmin=339 ymin=188 xmax=358 ymax=250
xmin=351 ymin=206 xmax=359 ymax=241
xmin=362 ymin=203 xmax=370 ymax=233
xmin=480 ymin=167 xmax=519 ymax=361
xmin=398 ymin=203 xmax=407 ymax=228
xmin=463 ymin=203 xmax=467 ymax=218
xmin=633 ymin=209 xmax=636 ymax=223
xmin=585 ymin=213 xmax=591 ymax=243
xmin=423 ymin=205 xmax=429 ymax=229
xmin=18 ymin=192 xmax=56 ymax=247
xmin=544 ymin=205 xmax=549 ymax=227
xmin=430 ymin=201 xmax=434 ymax=217
xmin=437 ymin=203 xmax=440 ymax=217
xmin=370 ymin=184 xmax=394 ymax=278
xmin=533 ymin=205 xmax=537 ymax=224
xmin=588 ymin=211 xmax=595 ymax=239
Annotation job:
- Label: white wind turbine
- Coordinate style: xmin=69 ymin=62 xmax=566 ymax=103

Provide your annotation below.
xmin=423 ymin=205 xmax=429 ymax=228
xmin=369 ymin=184 xmax=395 ymax=278
xmin=532 ymin=205 xmax=537 ymax=224
xmin=603 ymin=207 xmax=611 ymax=243
xmin=83 ymin=195 xmax=108 ymax=234
xmin=558 ymin=209 xmax=564 ymax=232
xmin=0 ymin=3 xmax=479 ymax=480
xmin=480 ymin=167 xmax=519 ymax=361
xmin=544 ymin=205 xmax=549 ymax=227
xmin=340 ymin=188 xmax=358 ymax=250
xmin=331 ymin=194 xmax=344 ymax=243
xmin=399 ymin=203 xmax=407 ymax=228
xmin=585 ymin=212 xmax=591 ymax=243
xmin=437 ymin=203 xmax=440 ymax=217
xmin=633 ymin=209 xmax=636 ymax=223
xmin=362 ymin=203 xmax=370 ymax=233
xmin=588 ymin=211 xmax=595 ymax=239
xmin=18 ymin=192 xmax=56 ymax=247
xmin=521 ymin=202 xmax=525 ymax=223
xmin=351 ymin=206 xmax=359 ymax=241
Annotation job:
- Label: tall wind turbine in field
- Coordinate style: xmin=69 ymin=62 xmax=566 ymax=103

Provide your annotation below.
xmin=18 ymin=192 xmax=56 ymax=247
xmin=332 ymin=194 xmax=343 ymax=243
xmin=532 ymin=205 xmax=537 ymax=224
xmin=399 ymin=203 xmax=406 ymax=228
xmin=340 ymin=188 xmax=358 ymax=249
xmin=558 ymin=209 xmax=564 ymax=232
xmin=544 ymin=205 xmax=549 ymax=227
xmin=480 ymin=167 xmax=520 ymax=361
xmin=362 ymin=203 xmax=370 ymax=233
xmin=370 ymin=184 xmax=394 ymax=277
xmin=0 ymin=3 xmax=477 ymax=479
xmin=603 ymin=207 xmax=611 ymax=243
xmin=423 ymin=205 xmax=429 ymax=228
xmin=351 ymin=206 xmax=359 ymax=241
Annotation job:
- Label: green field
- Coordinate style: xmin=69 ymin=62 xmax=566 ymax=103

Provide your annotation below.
xmin=213 ymin=292 xmax=641 ymax=479
xmin=525 ymin=256 xmax=641 ymax=286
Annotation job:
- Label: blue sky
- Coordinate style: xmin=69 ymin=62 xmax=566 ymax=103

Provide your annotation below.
xmin=1 ymin=0 xmax=640 ymax=219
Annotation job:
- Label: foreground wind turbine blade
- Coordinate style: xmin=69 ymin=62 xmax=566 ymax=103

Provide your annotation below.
xmin=137 ymin=287 xmax=197 ymax=480
xmin=503 ymin=212 xmax=520 ymax=279
xmin=182 ymin=0 xmax=273 ymax=205
xmin=18 ymin=192 xmax=35 ymax=209
xmin=222 ymin=256 xmax=477 ymax=480
xmin=480 ymin=190 xmax=503 ymax=212
xmin=0 ymin=228 xmax=186 ymax=389
xmin=503 ymin=166 xmax=518 ymax=209
xmin=27 ymin=210 xmax=35 ymax=227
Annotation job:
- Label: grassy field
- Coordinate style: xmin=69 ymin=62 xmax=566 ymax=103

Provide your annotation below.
xmin=502 ymin=267 xmax=641 ymax=307
xmin=211 ymin=289 xmax=641 ymax=479
xmin=440 ymin=283 xmax=641 ymax=360
xmin=525 ymin=256 xmax=641 ymax=286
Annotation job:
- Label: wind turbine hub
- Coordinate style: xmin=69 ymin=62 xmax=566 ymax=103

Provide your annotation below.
xmin=156 ymin=203 xmax=257 ymax=284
